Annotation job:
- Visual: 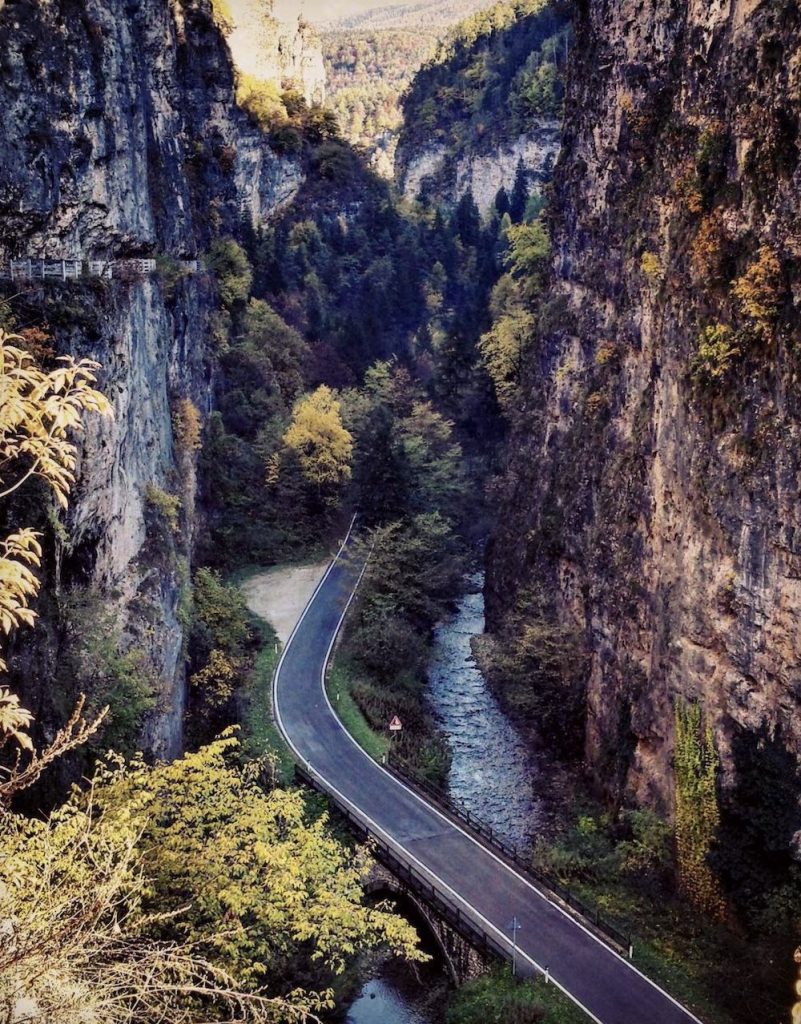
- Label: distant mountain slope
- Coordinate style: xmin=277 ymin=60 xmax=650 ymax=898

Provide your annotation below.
xmin=319 ymin=1 xmax=495 ymax=171
xmin=321 ymin=0 xmax=492 ymax=31
xmin=396 ymin=0 xmax=569 ymax=209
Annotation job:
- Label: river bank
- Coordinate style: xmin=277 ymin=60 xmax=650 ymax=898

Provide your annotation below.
xmin=345 ymin=571 xmax=567 ymax=1024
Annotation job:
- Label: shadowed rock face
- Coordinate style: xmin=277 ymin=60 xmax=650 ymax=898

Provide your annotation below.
xmin=488 ymin=0 xmax=801 ymax=813
xmin=0 ymin=0 xmax=301 ymax=762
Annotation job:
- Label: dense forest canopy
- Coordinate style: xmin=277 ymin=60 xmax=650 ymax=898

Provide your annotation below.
xmin=323 ymin=28 xmax=436 ymax=159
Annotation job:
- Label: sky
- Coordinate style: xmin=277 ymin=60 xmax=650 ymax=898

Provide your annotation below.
xmin=273 ymin=0 xmax=398 ymax=21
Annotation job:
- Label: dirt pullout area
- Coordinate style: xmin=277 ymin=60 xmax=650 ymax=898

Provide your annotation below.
xmin=241 ymin=561 xmax=330 ymax=643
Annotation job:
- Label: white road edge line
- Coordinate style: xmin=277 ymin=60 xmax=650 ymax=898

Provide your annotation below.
xmin=271 ymin=519 xmax=704 ymax=1024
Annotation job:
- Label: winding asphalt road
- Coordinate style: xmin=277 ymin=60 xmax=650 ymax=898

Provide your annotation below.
xmin=272 ymin=523 xmax=704 ymax=1024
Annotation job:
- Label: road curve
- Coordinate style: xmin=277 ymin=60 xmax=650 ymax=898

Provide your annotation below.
xmin=273 ymin=523 xmax=704 ymax=1024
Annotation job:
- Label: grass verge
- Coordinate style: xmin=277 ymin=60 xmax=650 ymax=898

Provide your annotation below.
xmin=238 ymin=615 xmax=295 ymax=785
xmin=325 ymin=658 xmax=389 ymax=762
xmin=445 ymin=966 xmax=590 ymax=1024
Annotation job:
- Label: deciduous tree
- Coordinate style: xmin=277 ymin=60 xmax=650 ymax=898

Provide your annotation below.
xmin=282 ymin=386 xmax=353 ymax=491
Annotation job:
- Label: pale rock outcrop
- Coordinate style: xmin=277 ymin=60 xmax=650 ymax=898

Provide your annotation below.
xmin=227 ymin=1 xmax=327 ymax=105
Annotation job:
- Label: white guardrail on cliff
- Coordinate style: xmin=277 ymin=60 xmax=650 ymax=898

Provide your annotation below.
xmin=0 ymin=257 xmax=199 ymax=281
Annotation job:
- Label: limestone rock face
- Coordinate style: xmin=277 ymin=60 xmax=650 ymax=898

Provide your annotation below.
xmin=397 ymin=123 xmax=561 ymax=215
xmin=453 ymin=124 xmax=561 ymax=215
xmin=487 ymin=0 xmax=801 ymax=812
xmin=227 ymin=1 xmax=327 ymax=105
xmin=0 ymin=0 xmax=302 ymax=761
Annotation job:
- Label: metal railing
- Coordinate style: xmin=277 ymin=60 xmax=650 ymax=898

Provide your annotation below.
xmin=0 ymin=257 xmax=200 ymax=281
xmin=294 ymin=763 xmax=516 ymax=971
xmin=384 ymin=752 xmax=633 ymax=956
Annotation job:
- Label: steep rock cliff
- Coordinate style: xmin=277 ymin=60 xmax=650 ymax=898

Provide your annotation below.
xmin=398 ymin=123 xmax=560 ymax=215
xmin=488 ymin=0 xmax=801 ymax=814
xmin=0 ymin=0 xmax=301 ymax=760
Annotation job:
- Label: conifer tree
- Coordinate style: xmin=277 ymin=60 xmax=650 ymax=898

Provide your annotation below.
xmin=510 ymin=158 xmax=530 ymax=223
xmin=454 ymin=189 xmax=481 ymax=247
xmin=494 ymin=186 xmax=511 ymax=216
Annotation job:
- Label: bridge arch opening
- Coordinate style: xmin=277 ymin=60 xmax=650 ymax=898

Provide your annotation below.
xmin=365 ymin=882 xmax=463 ymax=986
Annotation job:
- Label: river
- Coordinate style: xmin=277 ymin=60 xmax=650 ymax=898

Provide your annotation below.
xmin=345 ymin=573 xmax=542 ymax=1022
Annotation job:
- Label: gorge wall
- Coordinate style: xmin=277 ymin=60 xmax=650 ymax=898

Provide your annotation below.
xmin=488 ymin=0 xmax=801 ymax=815
xmin=0 ymin=0 xmax=300 ymax=760
xmin=227 ymin=0 xmax=327 ymax=105
xmin=398 ymin=124 xmax=560 ymax=215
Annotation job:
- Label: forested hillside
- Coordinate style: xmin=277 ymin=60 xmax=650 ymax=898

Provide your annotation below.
xmin=320 ymin=1 xmax=500 ymax=169
xmin=322 ymin=29 xmax=433 ymax=162
xmin=396 ymin=0 xmax=569 ymax=193
xmin=321 ymin=0 xmax=492 ymax=32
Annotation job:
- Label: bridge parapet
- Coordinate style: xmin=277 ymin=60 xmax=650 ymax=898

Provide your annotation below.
xmin=295 ymin=764 xmax=518 ymax=975
xmin=365 ymin=863 xmax=489 ymax=983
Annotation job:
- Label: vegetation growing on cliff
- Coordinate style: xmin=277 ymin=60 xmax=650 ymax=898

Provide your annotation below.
xmin=0 ymin=327 xmax=112 ymax=777
xmin=399 ymin=0 xmax=569 ymax=157
xmin=673 ymin=702 xmax=725 ymax=918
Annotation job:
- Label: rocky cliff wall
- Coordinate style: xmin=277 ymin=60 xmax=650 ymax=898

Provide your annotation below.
xmin=488 ymin=0 xmax=801 ymax=813
xmin=398 ymin=122 xmax=561 ymax=215
xmin=227 ymin=1 xmax=327 ymax=105
xmin=0 ymin=0 xmax=301 ymax=760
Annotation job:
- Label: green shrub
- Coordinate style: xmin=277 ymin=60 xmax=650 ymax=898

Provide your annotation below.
xmin=690 ymin=323 xmax=741 ymax=388
xmin=60 ymin=591 xmax=158 ymax=752
xmin=205 ymin=237 xmax=253 ymax=310
xmin=237 ymin=74 xmax=287 ymax=131
xmin=156 ymin=254 xmax=189 ymax=298
xmin=695 ymin=122 xmax=727 ymax=181
xmin=311 ymin=140 xmax=355 ymax=182
xmin=191 ymin=567 xmax=251 ymax=660
xmin=482 ymin=587 xmax=587 ymax=759
xmin=145 ymin=484 xmax=181 ymax=535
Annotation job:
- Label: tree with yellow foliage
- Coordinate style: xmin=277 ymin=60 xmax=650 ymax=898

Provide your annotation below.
xmin=1 ymin=734 xmax=423 ymax=1024
xmin=0 ymin=327 xmax=112 ymax=796
xmin=479 ymin=274 xmax=536 ymax=411
xmin=281 ymin=385 xmax=353 ymax=491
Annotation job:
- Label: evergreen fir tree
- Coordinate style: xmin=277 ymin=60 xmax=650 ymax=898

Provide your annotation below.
xmin=494 ymin=186 xmax=511 ymax=217
xmin=454 ymin=189 xmax=481 ymax=247
xmin=510 ymin=158 xmax=530 ymax=223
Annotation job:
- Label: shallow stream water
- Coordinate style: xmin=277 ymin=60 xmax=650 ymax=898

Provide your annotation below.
xmin=345 ymin=573 xmax=541 ymax=1022
xmin=427 ymin=572 xmax=544 ymax=848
